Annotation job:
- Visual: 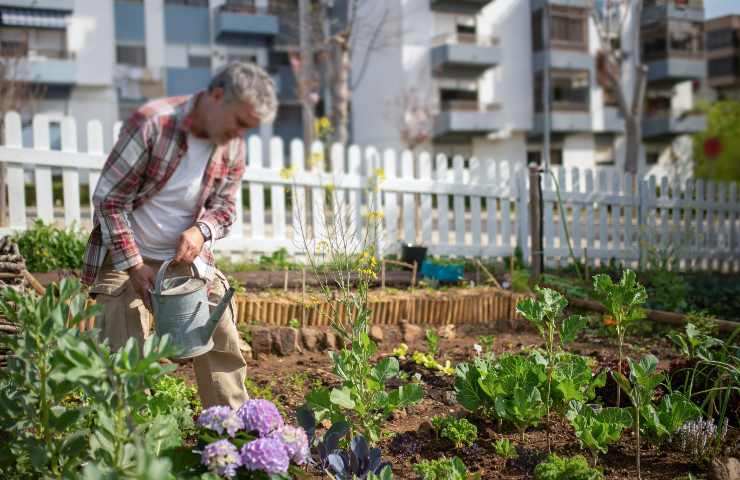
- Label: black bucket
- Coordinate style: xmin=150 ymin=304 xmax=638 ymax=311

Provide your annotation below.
xmin=401 ymin=244 xmax=427 ymax=280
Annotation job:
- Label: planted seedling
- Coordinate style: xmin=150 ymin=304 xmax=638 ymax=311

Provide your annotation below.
xmin=493 ymin=438 xmax=517 ymax=460
xmin=426 ymin=328 xmax=440 ymax=358
xmin=413 ymin=456 xmax=480 ymax=480
xmin=431 ymin=416 xmax=478 ymax=449
xmin=640 ymin=391 xmax=701 ymax=447
xmin=612 ymin=354 xmax=664 ymax=480
xmin=516 ymin=287 xmax=586 ymax=450
xmin=534 ymin=453 xmax=604 ymax=480
xmin=311 ymin=420 xmax=392 ymax=480
xmin=565 ymin=401 xmax=632 ymax=465
xmin=592 ymin=270 xmax=647 ymax=406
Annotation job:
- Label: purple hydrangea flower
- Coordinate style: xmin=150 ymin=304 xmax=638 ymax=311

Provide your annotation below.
xmin=201 ymin=439 xmax=242 ymax=478
xmin=240 ymin=437 xmax=290 ymax=475
xmin=269 ymin=425 xmax=310 ymax=465
xmin=197 ymin=406 xmax=244 ymax=437
xmin=236 ymin=399 xmax=284 ymax=437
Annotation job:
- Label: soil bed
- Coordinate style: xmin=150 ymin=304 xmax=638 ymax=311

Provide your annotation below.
xmin=173 ymin=323 xmax=736 ymax=479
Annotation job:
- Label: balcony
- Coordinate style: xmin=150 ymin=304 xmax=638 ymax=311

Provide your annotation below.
xmin=646 ymin=57 xmax=706 ymax=84
xmin=642 ymin=0 xmax=703 ymax=24
xmin=530 ymin=0 xmax=590 ymax=11
xmin=642 ymin=110 xmax=706 ymax=139
xmin=0 ymin=0 xmax=72 ymax=10
xmin=532 ymin=50 xmax=592 ymax=72
xmin=433 ymin=101 xmax=503 ymax=141
xmin=431 ymin=33 xmax=500 ymax=78
xmin=532 ymin=111 xmax=591 ymax=135
xmin=215 ymin=4 xmax=279 ymax=39
xmin=2 ymin=50 xmax=76 ymax=85
xmin=430 ymin=0 xmax=491 ymax=15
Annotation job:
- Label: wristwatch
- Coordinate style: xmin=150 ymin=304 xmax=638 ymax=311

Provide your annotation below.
xmin=196 ymin=222 xmax=212 ymax=242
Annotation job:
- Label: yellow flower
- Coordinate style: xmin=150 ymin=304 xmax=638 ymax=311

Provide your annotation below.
xmin=315 ymin=240 xmax=329 ymax=254
xmin=319 ymin=117 xmax=331 ymax=130
xmin=366 ymin=210 xmax=384 ymax=221
xmin=279 ymin=166 xmax=296 ymax=180
xmin=324 ymin=182 xmax=335 ymax=193
xmin=373 ymin=168 xmax=386 ymax=183
xmin=310 ymin=151 xmax=324 ymax=168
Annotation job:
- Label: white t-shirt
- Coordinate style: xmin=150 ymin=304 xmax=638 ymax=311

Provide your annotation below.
xmin=131 ymin=134 xmax=214 ymax=260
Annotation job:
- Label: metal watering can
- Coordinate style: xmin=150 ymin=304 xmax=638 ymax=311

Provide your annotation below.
xmin=150 ymin=259 xmax=235 ymax=359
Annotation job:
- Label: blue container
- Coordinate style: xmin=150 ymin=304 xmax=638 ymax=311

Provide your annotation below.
xmin=420 ymin=261 xmax=465 ymax=283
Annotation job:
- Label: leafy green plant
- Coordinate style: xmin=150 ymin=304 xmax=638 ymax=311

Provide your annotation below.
xmin=640 ymin=392 xmax=701 ymax=446
xmin=143 ymin=374 xmax=201 ymax=439
xmin=669 ymin=323 xmax=723 ymax=360
xmin=13 ymin=219 xmax=87 ymax=272
xmin=0 ymin=279 xmax=180 ymax=478
xmin=534 ymin=454 xmax=603 ymax=480
xmin=411 ymin=351 xmax=454 ymax=375
xmin=493 ymin=438 xmax=516 ymax=459
xmin=684 ymin=311 xmax=720 ymax=336
xmin=592 ymin=269 xmax=647 ymax=405
xmin=511 ymin=269 xmax=531 ymax=293
xmin=517 ymin=287 xmax=586 ymax=449
xmin=304 ymin=324 xmax=423 ymax=443
xmin=565 ymin=401 xmax=632 ymax=465
xmin=612 ymin=354 xmax=664 ymax=480
xmin=550 ymin=353 xmax=606 ymax=408
xmin=425 ymin=328 xmax=440 ymax=358
xmin=413 ymin=456 xmax=479 ymax=480
xmin=431 ymin=416 xmax=478 ymax=449
xmin=456 ymin=353 xmax=547 ymax=439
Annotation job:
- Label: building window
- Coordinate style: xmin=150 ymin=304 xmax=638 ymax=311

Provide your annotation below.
xmin=227 ymin=53 xmax=258 ymax=64
xmin=0 ymin=27 xmax=66 ymax=59
xmin=439 ymin=88 xmax=478 ymax=111
xmin=527 ymin=151 xmax=541 ymax=165
xmin=646 ymin=152 xmax=660 ymax=165
xmin=707 ymin=28 xmax=738 ymax=50
xmin=116 ymin=45 xmax=146 ymax=66
xmin=550 ymin=6 xmax=588 ymax=50
xmin=642 ymin=21 xmax=703 ymax=61
xmin=536 ymin=69 xmax=590 ymax=112
xmin=188 ymin=54 xmax=212 ymax=68
xmin=550 ymin=149 xmax=563 ymax=166
xmin=708 ymin=57 xmax=740 ymax=77
xmin=532 ymin=11 xmax=543 ymax=51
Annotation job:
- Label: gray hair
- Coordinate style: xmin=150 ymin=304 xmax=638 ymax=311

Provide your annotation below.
xmin=208 ymin=62 xmax=278 ymax=124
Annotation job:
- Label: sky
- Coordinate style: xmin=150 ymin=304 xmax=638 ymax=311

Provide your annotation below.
xmin=704 ymin=0 xmax=740 ymax=19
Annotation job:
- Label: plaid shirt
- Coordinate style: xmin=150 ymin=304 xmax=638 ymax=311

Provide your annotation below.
xmin=81 ymin=93 xmax=245 ymax=285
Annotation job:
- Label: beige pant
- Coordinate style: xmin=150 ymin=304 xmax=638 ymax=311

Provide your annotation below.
xmin=90 ymin=256 xmax=248 ymax=409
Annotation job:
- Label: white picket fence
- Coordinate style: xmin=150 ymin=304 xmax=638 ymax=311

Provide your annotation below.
xmin=1 ymin=112 xmax=739 ymax=272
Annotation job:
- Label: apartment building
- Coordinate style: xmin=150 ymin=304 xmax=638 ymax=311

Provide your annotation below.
xmin=0 ymin=0 xmax=118 ymax=150
xmin=113 ymin=0 xmax=305 ymax=150
xmin=705 ymin=14 xmax=740 ymax=100
xmin=351 ymin=0 xmax=707 ymax=179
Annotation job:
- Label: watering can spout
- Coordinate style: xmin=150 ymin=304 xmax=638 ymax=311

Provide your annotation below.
xmin=202 ymin=287 xmax=236 ymax=341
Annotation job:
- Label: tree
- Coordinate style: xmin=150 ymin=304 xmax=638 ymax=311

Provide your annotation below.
xmin=591 ymin=0 xmax=647 ymax=175
xmin=692 ymin=100 xmax=740 ymax=183
xmin=274 ymin=0 xmax=401 ymax=149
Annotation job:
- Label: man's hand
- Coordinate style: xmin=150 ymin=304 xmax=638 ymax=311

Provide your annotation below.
xmin=174 ymin=226 xmax=205 ymax=264
xmin=128 ymin=263 xmax=156 ymax=311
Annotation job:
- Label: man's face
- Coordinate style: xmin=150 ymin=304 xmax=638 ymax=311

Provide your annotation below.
xmin=203 ymin=88 xmax=262 ymax=145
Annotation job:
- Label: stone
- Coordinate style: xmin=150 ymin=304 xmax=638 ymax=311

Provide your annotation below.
xmin=400 ymin=321 xmax=424 ymax=344
xmin=250 ymin=327 xmax=273 ymax=355
xmin=417 ymin=420 xmax=434 ymax=439
xmin=438 ymin=324 xmax=456 ymax=340
xmin=273 ymin=327 xmax=299 ymax=356
xmin=443 ymin=391 xmax=457 ymax=406
xmin=301 ymin=327 xmax=321 ymax=351
xmin=369 ymin=325 xmax=384 ymax=343
xmin=239 ymin=337 xmax=253 ymax=360
xmin=324 ymin=330 xmax=339 ymax=351
xmin=710 ymin=457 xmax=740 ymax=480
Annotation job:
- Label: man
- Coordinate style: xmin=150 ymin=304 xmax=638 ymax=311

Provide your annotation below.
xmin=82 ymin=62 xmax=278 ymax=408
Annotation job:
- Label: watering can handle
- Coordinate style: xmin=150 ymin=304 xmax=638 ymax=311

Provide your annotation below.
xmin=153 ymin=258 xmax=200 ymax=296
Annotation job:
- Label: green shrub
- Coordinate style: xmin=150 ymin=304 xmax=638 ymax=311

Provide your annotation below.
xmin=534 ymin=454 xmax=603 ymax=480
xmin=431 ymin=416 xmax=478 ymax=449
xmin=13 ymin=219 xmax=87 ymax=272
